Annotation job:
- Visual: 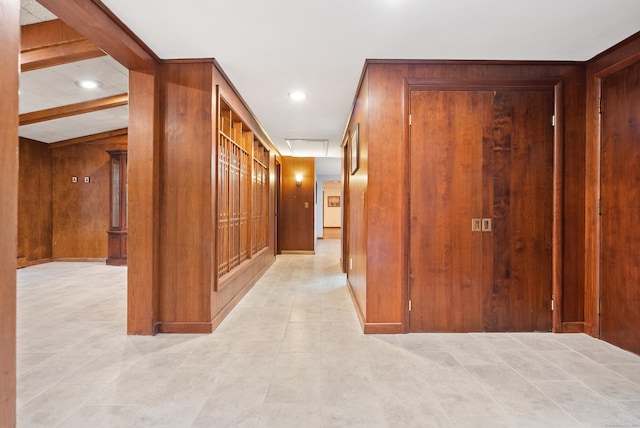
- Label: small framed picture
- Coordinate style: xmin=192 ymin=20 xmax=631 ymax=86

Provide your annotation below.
xmin=327 ymin=196 xmax=340 ymax=207
xmin=351 ymin=123 xmax=359 ymax=175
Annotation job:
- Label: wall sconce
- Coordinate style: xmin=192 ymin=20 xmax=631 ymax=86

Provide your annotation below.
xmin=295 ymin=173 xmax=303 ymax=186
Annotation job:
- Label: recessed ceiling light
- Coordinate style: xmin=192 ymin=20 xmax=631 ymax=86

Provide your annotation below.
xmin=75 ymin=79 xmax=103 ymax=89
xmin=288 ymin=91 xmax=306 ymax=101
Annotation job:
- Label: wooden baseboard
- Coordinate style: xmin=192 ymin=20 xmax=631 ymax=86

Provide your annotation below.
xmin=157 ymin=322 xmax=213 ymax=334
xmin=560 ymin=322 xmax=585 ymax=333
xmin=363 ymin=322 xmax=404 ymax=334
xmin=345 ymin=279 xmax=403 ymax=334
xmin=23 ymin=257 xmax=52 ymax=267
xmin=280 ymin=250 xmax=315 ymax=255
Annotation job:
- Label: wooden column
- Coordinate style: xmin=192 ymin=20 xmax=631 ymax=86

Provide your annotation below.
xmin=127 ymin=70 xmax=160 ymax=334
xmin=0 ymin=0 xmax=19 ymax=425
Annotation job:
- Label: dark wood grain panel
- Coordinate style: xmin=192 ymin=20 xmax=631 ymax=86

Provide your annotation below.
xmin=484 ymin=90 xmax=554 ymax=332
xmin=279 ymin=157 xmax=315 ymax=251
xmin=600 ymin=60 xmax=640 ymax=354
xmin=409 ymin=90 xmax=485 ymax=332
xmin=18 ymin=138 xmax=53 ymax=265
xmin=0 ymin=1 xmax=19 ymax=425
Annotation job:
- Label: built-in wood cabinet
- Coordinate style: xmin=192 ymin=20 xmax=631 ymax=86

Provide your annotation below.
xmin=106 ymin=149 xmax=127 ymax=265
xmin=217 ymin=99 xmax=270 ymax=285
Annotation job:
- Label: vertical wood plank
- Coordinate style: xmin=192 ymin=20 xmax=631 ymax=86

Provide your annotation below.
xmin=485 ymin=91 xmax=513 ymax=331
xmin=486 ymin=90 xmax=554 ymax=332
xmin=158 ymin=62 xmax=213 ymax=326
xmin=127 ymin=69 xmax=160 ymax=335
xmin=0 ymin=0 xmax=19 ymax=424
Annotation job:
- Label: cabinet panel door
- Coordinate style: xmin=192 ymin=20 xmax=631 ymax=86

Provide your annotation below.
xmin=409 ymin=89 xmax=553 ymax=332
xmin=600 ymin=61 xmax=640 ymax=354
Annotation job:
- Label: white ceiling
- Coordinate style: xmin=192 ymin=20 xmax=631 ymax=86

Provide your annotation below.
xmin=19 ymin=0 xmax=640 ymax=161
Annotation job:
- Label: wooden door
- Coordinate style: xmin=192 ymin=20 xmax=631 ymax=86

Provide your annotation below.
xmin=409 ymin=89 xmax=554 ymax=332
xmin=409 ymin=91 xmax=486 ymax=331
xmin=600 ymin=62 xmax=640 ymax=354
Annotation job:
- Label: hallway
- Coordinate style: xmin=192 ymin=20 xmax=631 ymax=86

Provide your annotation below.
xmin=16 ymin=239 xmax=640 ymax=427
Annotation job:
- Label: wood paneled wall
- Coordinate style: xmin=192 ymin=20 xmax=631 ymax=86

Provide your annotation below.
xmin=18 ymin=138 xmax=52 ymax=265
xmin=345 ymin=71 xmax=370 ymax=328
xmin=156 ymin=60 xmax=279 ymax=333
xmin=51 ymin=135 xmax=126 ymax=259
xmin=279 ymin=157 xmax=315 ymax=252
xmin=584 ymin=33 xmax=640 ymax=340
xmin=344 ymin=61 xmax=586 ymax=333
xmin=0 ymin=1 xmax=19 ymax=425
xmin=157 ymin=61 xmax=214 ymax=331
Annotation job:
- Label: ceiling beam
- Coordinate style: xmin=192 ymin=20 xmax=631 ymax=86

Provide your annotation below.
xmin=21 ymin=39 xmax=106 ymax=72
xmin=21 ymin=19 xmax=106 ymax=72
xmin=19 ymin=93 xmax=128 ymax=126
xmin=37 ymin=0 xmax=158 ymax=71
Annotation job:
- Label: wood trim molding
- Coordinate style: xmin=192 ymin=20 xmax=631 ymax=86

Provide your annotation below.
xmin=405 ymin=77 xmax=563 ymax=91
xmin=48 ymin=128 xmax=128 ymax=149
xmin=19 ymin=93 xmax=128 ymax=125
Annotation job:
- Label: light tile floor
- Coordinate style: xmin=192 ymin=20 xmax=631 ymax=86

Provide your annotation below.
xmin=16 ymin=239 xmax=640 ymax=427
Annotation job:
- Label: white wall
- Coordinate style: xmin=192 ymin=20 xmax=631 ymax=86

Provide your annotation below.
xmin=315 ymin=175 xmax=340 ymax=239
xmin=323 ymin=181 xmax=341 ymax=227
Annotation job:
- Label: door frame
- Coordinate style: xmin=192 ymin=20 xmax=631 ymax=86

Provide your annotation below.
xmin=403 ymin=78 xmax=565 ymax=333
